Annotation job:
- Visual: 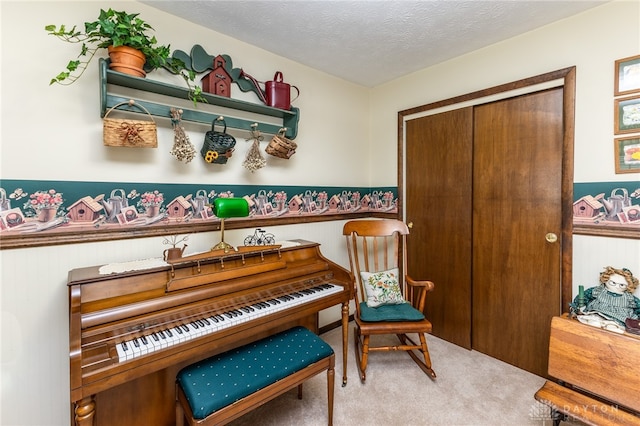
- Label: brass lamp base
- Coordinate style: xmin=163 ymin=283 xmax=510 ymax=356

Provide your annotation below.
xmin=212 ymin=240 xmax=235 ymax=253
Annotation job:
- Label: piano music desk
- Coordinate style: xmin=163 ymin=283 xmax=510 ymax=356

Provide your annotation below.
xmin=68 ymin=240 xmax=351 ymax=426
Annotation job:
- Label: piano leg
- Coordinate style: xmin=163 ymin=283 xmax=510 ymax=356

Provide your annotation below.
xmin=341 ymin=301 xmax=349 ymax=386
xmin=73 ymin=396 xmax=96 ymax=426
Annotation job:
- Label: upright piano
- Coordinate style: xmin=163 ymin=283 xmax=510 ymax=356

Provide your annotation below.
xmin=68 ymin=240 xmax=352 ymax=426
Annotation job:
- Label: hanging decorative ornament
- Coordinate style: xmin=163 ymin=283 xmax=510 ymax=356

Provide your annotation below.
xmin=243 ymin=124 xmax=266 ymax=173
xmin=169 ymin=108 xmax=196 ymax=163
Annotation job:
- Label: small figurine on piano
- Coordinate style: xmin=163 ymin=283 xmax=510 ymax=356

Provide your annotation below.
xmin=571 ymin=266 xmax=640 ymax=334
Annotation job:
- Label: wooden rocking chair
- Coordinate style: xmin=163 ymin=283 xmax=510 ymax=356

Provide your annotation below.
xmin=343 ymin=219 xmax=436 ymax=383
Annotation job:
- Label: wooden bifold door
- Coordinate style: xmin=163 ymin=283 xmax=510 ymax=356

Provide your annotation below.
xmin=400 ymin=69 xmax=574 ymax=377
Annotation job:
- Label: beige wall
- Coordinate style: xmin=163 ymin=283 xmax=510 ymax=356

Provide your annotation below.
xmin=1 ymin=1 xmax=639 ymax=424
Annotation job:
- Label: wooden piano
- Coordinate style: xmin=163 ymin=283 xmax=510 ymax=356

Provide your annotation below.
xmin=68 ymin=240 xmax=352 ymax=426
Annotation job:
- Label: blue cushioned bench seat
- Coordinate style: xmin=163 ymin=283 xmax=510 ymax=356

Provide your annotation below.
xmin=175 ymin=326 xmax=335 ymax=426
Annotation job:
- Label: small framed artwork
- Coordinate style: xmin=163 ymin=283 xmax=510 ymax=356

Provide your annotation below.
xmin=615 ymin=54 xmax=640 ymax=96
xmin=116 ymin=206 xmax=140 ymax=224
xmin=614 ymin=95 xmax=640 ymax=134
xmin=614 ymin=135 xmax=640 ymax=174
xmin=0 ymin=207 xmax=25 ymax=229
xmin=618 ymin=205 xmax=640 ymax=223
xmin=199 ymin=206 xmax=214 ymax=220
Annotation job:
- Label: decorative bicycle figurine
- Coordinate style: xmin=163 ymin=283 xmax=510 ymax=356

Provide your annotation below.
xmin=244 ymin=228 xmax=276 ymax=246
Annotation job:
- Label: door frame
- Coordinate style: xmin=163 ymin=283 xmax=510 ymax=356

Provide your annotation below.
xmin=397 ymin=67 xmax=576 ymax=310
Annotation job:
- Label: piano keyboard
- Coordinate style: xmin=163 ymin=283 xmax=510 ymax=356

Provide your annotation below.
xmin=115 ymin=283 xmax=342 ymax=362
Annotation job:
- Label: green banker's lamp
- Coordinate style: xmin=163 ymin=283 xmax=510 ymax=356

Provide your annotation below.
xmin=211 ymin=197 xmax=249 ymax=252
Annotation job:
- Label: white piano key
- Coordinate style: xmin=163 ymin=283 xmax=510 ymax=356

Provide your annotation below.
xmin=130 ymin=337 xmax=142 ymax=358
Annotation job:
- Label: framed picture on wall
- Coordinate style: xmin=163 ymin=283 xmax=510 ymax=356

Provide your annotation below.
xmin=614 ymin=135 xmax=640 ymax=174
xmin=614 ymin=95 xmax=640 ymax=134
xmin=615 ymin=54 xmax=640 ymax=96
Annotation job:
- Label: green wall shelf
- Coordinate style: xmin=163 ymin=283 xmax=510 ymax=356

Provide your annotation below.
xmin=99 ymin=58 xmax=300 ymax=139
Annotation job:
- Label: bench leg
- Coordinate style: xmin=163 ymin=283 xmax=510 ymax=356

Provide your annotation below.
xmin=175 ymin=400 xmax=184 ymax=426
xmin=327 ymin=364 xmax=335 ymax=426
xmin=297 ymin=383 xmax=303 ymax=400
xmin=175 ymin=384 xmax=185 ymax=426
xmin=551 ymin=408 xmax=566 ymax=426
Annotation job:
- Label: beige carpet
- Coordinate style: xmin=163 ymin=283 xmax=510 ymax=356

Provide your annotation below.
xmin=228 ymin=324 xmax=556 ymax=426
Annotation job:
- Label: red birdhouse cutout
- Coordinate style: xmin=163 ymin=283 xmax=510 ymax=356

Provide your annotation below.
xmin=201 ymin=55 xmax=232 ymax=97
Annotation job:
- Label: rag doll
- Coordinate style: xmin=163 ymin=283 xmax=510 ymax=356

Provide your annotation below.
xmin=571 ymin=266 xmax=640 ymax=332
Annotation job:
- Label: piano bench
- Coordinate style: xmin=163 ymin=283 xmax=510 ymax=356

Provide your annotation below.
xmin=175 ymin=326 xmax=335 ymax=426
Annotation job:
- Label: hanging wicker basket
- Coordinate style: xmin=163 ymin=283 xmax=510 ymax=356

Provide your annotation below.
xmin=103 ymin=100 xmax=157 ymax=148
xmin=266 ymin=129 xmax=297 ymax=159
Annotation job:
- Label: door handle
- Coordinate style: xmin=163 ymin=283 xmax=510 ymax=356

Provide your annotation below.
xmin=407 ymin=222 xmax=413 ymax=229
xmin=545 ymin=232 xmax=558 ymax=243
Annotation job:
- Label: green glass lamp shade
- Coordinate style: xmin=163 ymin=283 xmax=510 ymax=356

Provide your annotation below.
xmin=213 ymin=197 xmax=249 ymax=219
xmin=211 ymin=197 xmax=249 ymax=252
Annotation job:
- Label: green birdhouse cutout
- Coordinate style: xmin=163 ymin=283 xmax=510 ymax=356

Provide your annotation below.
xmin=201 ymin=55 xmax=232 ymax=97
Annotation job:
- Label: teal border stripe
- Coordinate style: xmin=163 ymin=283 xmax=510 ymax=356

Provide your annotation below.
xmin=573 ymin=181 xmax=639 ymax=200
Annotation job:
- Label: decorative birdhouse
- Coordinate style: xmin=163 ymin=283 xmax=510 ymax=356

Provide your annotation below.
xmin=360 ymin=194 xmax=371 ymax=209
xmin=289 ymin=195 xmax=303 ymax=212
xmin=166 ymin=196 xmax=192 ymax=219
xmin=328 ymin=194 xmax=341 ymax=211
xmin=573 ymin=195 xmax=603 ymax=218
xmin=201 ymin=55 xmax=232 ymax=97
xmin=67 ymin=196 xmax=103 ymax=222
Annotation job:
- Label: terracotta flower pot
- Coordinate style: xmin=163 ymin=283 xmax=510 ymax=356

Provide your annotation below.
xmin=37 ymin=207 xmax=58 ymax=222
xmin=108 ymin=45 xmax=146 ymax=78
xmin=145 ymin=205 xmax=160 ymax=217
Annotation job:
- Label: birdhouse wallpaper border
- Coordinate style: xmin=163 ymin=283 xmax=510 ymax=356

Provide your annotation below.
xmin=0 ymin=179 xmax=637 ymax=249
xmin=573 ymin=181 xmax=639 ymax=238
xmin=0 ymin=179 xmax=398 ymax=249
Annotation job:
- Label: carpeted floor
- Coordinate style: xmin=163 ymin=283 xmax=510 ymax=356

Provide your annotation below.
xmin=227 ymin=324 xmax=558 ymax=426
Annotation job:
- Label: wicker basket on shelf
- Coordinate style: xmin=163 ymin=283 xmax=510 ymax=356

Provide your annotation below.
xmin=266 ymin=129 xmax=297 ymax=159
xmin=103 ymin=100 xmax=157 ymax=148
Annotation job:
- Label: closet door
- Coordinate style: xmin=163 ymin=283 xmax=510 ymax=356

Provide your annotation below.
xmin=472 ymin=88 xmax=563 ymax=377
xmin=405 ymin=108 xmax=473 ymax=349
xmin=404 ymin=88 xmax=564 ymax=376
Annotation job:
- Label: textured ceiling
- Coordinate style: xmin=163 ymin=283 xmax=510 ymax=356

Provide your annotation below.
xmin=142 ymin=0 xmax=607 ymax=87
